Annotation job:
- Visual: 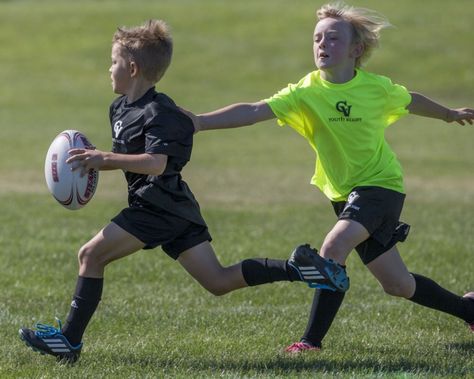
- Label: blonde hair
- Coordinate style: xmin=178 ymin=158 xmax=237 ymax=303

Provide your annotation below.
xmin=113 ymin=19 xmax=173 ymax=83
xmin=317 ymin=2 xmax=391 ymax=67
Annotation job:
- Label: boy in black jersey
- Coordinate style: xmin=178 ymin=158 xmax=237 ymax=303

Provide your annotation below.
xmin=18 ymin=19 xmax=348 ymax=364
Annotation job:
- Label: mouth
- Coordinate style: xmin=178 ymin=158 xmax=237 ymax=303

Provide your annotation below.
xmin=319 ymin=52 xmax=329 ymax=59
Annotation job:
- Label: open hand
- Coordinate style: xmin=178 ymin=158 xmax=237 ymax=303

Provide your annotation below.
xmin=446 ymin=108 xmax=474 ymax=126
xmin=66 ymin=148 xmax=105 ymax=177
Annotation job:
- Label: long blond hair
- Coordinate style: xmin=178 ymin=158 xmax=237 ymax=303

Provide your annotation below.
xmin=317 ymin=2 xmax=391 ymax=67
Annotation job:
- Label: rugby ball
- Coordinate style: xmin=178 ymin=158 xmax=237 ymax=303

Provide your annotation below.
xmin=44 ymin=130 xmax=99 ymax=210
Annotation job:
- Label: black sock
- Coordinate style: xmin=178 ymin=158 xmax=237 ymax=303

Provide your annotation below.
xmin=409 ymin=273 xmax=474 ymax=323
xmin=61 ymin=276 xmax=103 ymax=346
xmin=301 ymin=289 xmax=345 ymax=348
xmin=241 ymin=258 xmax=301 ymax=286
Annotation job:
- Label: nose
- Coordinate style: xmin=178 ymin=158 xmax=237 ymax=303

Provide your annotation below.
xmin=319 ymin=35 xmax=327 ymax=48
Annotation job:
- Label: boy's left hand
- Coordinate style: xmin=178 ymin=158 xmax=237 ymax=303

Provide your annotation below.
xmin=67 ymin=148 xmax=104 ymax=177
xmin=446 ymin=108 xmax=474 ymax=125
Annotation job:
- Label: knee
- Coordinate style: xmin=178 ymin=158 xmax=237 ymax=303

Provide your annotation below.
xmin=204 ymin=283 xmax=230 ymax=297
xmin=320 ymin=238 xmax=346 ymax=262
xmin=201 ymin=270 xmax=234 ymax=296
xmin=381 ymin=281 xmax=414 ymax=298
xmin=78 ymin=244 xmax=103 ymax=269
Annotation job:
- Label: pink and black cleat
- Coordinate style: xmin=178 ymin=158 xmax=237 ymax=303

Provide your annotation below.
xmin=463 ymin=292 xmax=474 ymax=333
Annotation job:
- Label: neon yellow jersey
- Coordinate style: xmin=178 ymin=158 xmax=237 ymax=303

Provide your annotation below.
xmin=264 ymin=69 xmax=411 ymax=202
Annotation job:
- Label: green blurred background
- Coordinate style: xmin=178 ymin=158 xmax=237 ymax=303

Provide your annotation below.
xmin=0 ymin=1 xmax=473 ymax=377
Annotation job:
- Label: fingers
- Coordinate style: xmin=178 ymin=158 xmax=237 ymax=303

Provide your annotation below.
xmin=69 ymin=157 xmax=90 ymax=177
xmin=461 ymin=109 xmax=474 ymax=125
xmin=66 ymin=148 xmax=100 ymax=161
xmin=451 ymin=108 xmax=474 ymax=126
xmin=66 ymin=149 xmax=94 ymax=177
xmin=458 ymin=115 xmax=474 ymax=126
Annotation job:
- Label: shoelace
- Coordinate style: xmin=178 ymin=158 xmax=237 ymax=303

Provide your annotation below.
xmin=35 ymin=318 xmax=63 ymax=338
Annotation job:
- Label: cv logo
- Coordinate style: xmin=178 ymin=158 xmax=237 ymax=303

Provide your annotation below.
xmin=114 ymin=120 xmax=123 ymax=137
xmin=336 ymin=101 xmax=352 ymax=117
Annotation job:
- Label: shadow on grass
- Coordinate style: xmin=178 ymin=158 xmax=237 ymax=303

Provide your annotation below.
xmin=445 ymin=340 xmax=474 ymax=352
xmin=102 ymin=353 xmax=472 ymax=376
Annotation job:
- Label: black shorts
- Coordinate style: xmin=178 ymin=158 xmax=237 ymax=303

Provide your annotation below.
xmin=331 ymin=186 xmax=409 ymax=265
xmin=111 ymin=197 xmax=212 ymax=260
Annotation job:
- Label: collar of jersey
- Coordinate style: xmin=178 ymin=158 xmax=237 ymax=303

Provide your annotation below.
xmin=124 ymin=86 xmax=156 ymax=107
xmin=316 ymin=68 xmax=362 ymax=89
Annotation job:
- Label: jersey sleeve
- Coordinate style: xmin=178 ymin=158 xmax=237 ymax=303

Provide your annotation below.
xmin=264 ymin=82 xmax=307 ymax=136
xmin=144 ymin=112 xmax=193 ymax=160
xmin=383 ymin=80 xmax=412 ymax=126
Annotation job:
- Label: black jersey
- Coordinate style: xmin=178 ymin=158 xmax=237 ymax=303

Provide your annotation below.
xmin=109 ymin=87 xmax=206 ymax=226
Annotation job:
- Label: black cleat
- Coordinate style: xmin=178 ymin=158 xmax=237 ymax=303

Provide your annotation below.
xmin=288 ymin=244 xmax=350 ymax=292
xmin=19 ymin=318 xmax=82 ymax=364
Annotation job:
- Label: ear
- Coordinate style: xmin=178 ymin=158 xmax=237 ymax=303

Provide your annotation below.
xmin=350 ymin=42 xmax=364 ymax=59
xmin=129 ymin=61 xmax=138 ymax=77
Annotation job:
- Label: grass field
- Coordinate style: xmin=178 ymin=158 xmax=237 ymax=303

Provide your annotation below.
xmin=1 ymin=0 xmax=473 ymax=378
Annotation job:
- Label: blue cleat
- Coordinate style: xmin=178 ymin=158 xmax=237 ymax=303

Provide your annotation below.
xmin=19 ymin=318 xmax=82 ymax=364
xmin=288 ymin=244 xmax=350 ymax=292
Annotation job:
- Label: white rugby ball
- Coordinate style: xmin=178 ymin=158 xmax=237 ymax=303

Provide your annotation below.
xmin=44 ymin=130 xmax=99 ymax=210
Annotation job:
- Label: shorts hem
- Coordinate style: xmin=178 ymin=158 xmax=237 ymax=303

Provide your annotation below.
xmin=164 ymin=232 xmax=212 ymax=260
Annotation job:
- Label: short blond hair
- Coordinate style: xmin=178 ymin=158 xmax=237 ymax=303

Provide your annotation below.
xmin=113 ymin=19 xmax=173 ymax=83
xmin=317 ymin=2 xmax=390 ymax=67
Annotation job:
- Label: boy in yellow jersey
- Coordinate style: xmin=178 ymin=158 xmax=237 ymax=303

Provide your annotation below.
xmin=189 ymin=2 xmax=474 ymax=353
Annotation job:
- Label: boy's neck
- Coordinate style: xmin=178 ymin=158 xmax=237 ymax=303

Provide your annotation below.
xmin=125 ymin=80 xmax=155 ymax=103
xmin=320 ymin=66 xmax=357 ymax=84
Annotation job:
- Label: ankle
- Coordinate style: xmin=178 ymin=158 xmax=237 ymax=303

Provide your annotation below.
xmin=301 ymin=338 xmax=322 ymax=349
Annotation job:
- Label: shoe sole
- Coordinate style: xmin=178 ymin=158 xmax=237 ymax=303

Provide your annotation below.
xmin=19 ymin=329 xmax=47 ymax=356
xmin=291 ymin=247 xmax=349 ymax=292
xmin=18 ymin=329 xmax=79 ymax=363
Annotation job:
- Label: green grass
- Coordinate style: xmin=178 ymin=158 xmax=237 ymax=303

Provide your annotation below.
xmin=1 ymin=0 xmax=473 ymax=378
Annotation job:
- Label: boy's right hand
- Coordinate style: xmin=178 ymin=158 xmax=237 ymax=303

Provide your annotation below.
xmin=179 ymin=107 xmax=201 ymax=133
xmin=446 ymin=107 xmax=474 ymax=126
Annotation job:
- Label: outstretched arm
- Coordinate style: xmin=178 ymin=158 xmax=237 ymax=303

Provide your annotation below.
xmin=194 ymin=101 xmax=276 ymax=132
xmin=67 ymin=148 xmax=167 ymax=177
xmin=407 ymin=92 xmax=474 ymax=126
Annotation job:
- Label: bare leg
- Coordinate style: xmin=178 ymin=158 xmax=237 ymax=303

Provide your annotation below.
xmin=178 ymin=241 xmax=247 ymax=296
xmin=368 ymin=246 xmax=474 ymax=322
xmin=62 ymin=222 xmax=146 ymax=345
xmin=366 ymin=245 xmax=415 ymax=298
xmin=300 ymin=219 xmax=369 ymax=346
xmin=78 ymin=222 xmax=146 ymax=278
xmin=320 ymin=219 xmax=370 ymax=264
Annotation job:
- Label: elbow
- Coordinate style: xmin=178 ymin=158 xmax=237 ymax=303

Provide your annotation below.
xmin=149 ymin=162 xmax=166 ymax=176
xmin=149 ymin=167 xmax=165 ymax=176
xmin=147 ymin=154 xmax=167 ymax=176
xmin=406 ymin=92 xmax=419 ymax=113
